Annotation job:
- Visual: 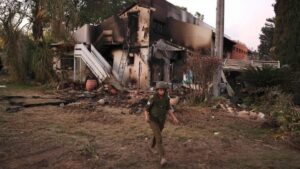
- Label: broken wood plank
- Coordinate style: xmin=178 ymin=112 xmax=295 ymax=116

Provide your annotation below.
xmin=5 ymin=99 xmax=76 ymax=113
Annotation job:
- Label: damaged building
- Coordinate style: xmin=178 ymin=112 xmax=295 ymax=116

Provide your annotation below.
xmin=53 ymin=0 xmax=279 ymax=90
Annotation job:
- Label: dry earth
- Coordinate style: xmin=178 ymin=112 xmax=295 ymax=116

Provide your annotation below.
xmin=0 ymin=84 xmax=300 ymax=169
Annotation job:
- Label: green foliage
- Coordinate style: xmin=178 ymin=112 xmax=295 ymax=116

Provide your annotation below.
xmin=239 ymin=66 xmax=288 ymax=89
xmin=80 ymin=142 xmax=99 ymax=159
xmin=1 ymin=0 xmax=135 ymax=83
xmin=29 ymin=42 xmax=56 ymax=83
xmin=273 ymin=0 xmax=300 ymax=68
xmin=238 ymin=66 xmax=300 ymax=136
xmin=244 ymin=88 xmax=300 ymax=134
xmin=0 ymin=0 xmax=30 ymax=82
xmin=258 ymin=18 xmax=275 ymax=60
xmin=78 ymin=0 xmax=135 ymax=24
xmin=29 ymin=0 xmax=50 ymax=41
xmin=4 ymin=32 xmax=28 ymax=82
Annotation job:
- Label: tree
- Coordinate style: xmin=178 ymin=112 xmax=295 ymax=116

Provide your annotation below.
xmin=27 ymin=0 xmax=136 ymax=42
xmin=0 ymin=0 xmax=136 ymax=82
xmin=45 ymin=0 xmax=135 ymax=40
xmin=273 ymin=0 xmax=300 ymax=68
xmin=258 ymin=18 xmax=275 ymax=60
xmin=29 ymin=0 xmax=49 ymax=41
xmin=78 ymin=0 xmax=135 ymax=25
xmin=195 ymin=12 xmax=204 ymax=21
xmin=0 ymin=0 xmax=30 ymax=81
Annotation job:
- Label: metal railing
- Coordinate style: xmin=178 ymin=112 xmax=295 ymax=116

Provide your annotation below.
xmin=74 ymin=44 xmax=111 ymax=82
xmin=223 ymin=59 xmax=280 ymax=71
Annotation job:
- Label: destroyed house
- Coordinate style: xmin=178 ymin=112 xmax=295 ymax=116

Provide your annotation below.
xmin=67 ymin=0 xmax=243 ymax=89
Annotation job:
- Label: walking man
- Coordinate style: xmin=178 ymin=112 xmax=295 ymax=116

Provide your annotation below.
xmin=144 ymin=81 xmax=179 ymax=166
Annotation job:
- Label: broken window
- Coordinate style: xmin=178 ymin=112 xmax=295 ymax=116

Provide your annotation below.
xmin=128 ymin=12 xmax=139 ymax=43
xmin=61 ymin=55 xmax=74 ymax=70
xmin=152 ymin=20 xmax=168 ymax=35
xmin=127 ymin=48 xmax=139 ymax=65
xmin=127 ymin=55 xmax=135 ymax=65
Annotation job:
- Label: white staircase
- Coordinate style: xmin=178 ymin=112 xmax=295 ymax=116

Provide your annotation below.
xmin=74 ymin=44 xmax=112 ymax=83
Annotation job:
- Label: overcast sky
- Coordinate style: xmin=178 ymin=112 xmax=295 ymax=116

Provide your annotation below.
xmin=167 ymin=0 xmax=275 ymax=50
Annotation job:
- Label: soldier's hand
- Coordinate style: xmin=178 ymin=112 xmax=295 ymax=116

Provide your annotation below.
xmin=145 ymin=115 xmax=150 ymax=123
xmin=173 ymin=118 xmax=179 ymax=125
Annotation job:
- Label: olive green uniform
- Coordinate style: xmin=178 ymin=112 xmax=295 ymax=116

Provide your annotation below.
xmin=146 ymin=93 xmax=171 ymax=158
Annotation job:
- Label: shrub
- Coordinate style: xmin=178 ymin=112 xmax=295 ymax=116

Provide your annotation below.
xmin=238 ymin=66 xmax=300 ymax=104
xmin=184 ymin=56 xmax=221 ymax=104
xmin=239 ymin=66 xmax=287 ymax=88
xmin=4 ymin=32 xmax=28 ymax=82
xmin=245 ymin=87 xmax=300 ymax=135
xmin=30 ymin=42 xmax=56 ymax=83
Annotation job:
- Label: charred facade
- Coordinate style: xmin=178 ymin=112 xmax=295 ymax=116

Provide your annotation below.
xmin=70 ymin=0 xmax=237 ymax=89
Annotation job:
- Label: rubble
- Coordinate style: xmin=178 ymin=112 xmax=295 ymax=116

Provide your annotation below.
xmin=54 ymin=86 xmax=153 ymax=114
xmin=53 ymin=84 xmax=188 ymax=115
xmin=170 ymin=96 xmax=180 ymax=106
xmin=97 ymin=99 xmax=106 ymax=105
xmin=215 ymin=99 xmax=266 ymax=121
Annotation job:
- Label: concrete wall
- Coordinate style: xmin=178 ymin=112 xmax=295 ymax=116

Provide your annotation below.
xmin=111 ymin=5 xmax=151 ymax=89
xmin=73 ymin=24 xmax=100 ymax=44
xmin=112 ymin=49 xmax=150 ymax=89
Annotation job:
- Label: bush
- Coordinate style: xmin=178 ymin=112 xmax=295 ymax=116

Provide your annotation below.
xmin=244 ymin=87 xmax=300 ymax=135
xmin=239 ymin=66 xmax=287 ymax=88
xmin=29 ymin=42 xmax=56 ymax=83
xmin=238 ymin=66 xmax=300 ymax=142
xmin=238 ymin=65 xmax=300 ymax=105
xmin=184 ymin=56 xmax=221 ymax=104
xmin=4 ymin=32 xmax=28 ymax=82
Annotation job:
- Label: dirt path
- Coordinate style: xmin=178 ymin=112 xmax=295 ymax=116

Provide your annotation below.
xmin=0 ymin=87 xmax=300 ymax=169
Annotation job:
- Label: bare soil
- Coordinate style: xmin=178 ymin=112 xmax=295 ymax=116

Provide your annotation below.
xmin=0 ymin=85 xmax=300 ymax=169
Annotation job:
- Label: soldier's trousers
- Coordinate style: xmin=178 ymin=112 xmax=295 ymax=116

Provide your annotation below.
xmin=149 ymin=121 xmax=165 ymax=158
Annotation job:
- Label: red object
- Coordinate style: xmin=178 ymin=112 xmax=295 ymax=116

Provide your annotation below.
xmin=86 ymin=79 xmax=97 ymax=91
xmin=230 ymin=42 xmax=249 ymax=60
xmin=110 ymin=88 xmax=118 ymax=95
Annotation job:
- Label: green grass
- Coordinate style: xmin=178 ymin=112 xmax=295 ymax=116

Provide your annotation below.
xmin=73 ymin=130 xmax=95 ymax=138
xmin=5 ymin=83 xmax=34 ymax=90
xmin=80 ymin=142 xmax=99 ymax=159
xmin=0 ymin=82 xmax=55 ymax=94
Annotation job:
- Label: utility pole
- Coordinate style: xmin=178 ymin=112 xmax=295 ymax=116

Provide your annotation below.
xmin=213 ymin=0 xmax=225 ymax=97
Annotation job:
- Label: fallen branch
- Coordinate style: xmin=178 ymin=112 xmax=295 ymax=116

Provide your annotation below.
xmin=5 ymin=99 xmax=76 ymax=113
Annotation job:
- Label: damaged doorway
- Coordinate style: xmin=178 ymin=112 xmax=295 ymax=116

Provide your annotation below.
xmin=150 ymin=50 xmax=186 ymax=85
xmin=170 ymin=51 xmax=186 ymax=83
xmin=150 ymin=57 xmax=165 ymax=85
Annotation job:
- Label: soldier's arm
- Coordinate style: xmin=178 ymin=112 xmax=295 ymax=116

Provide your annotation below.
xmin=144 ymin=96 xmax=154 ymax=123
xmin=167 ymin=97 xmax=179 ymax=124
xmin=168 ymin=108 xmax=179 ymax=125
xmin=144 ymin=111 xmax=150 ymax=122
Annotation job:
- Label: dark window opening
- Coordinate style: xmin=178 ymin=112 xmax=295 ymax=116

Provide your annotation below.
xmin=127 ymin=56 xmax=135 ymax=65
xmin=61 ymin=56 xmax=74 ymax=70
xmin=128 ymin=12 xmax=139 ymax=43
xmin=152 ymin=20 xmax=168 ymax=35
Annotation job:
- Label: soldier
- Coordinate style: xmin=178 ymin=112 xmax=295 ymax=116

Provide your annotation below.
xmin=144 ymin=81 xmax=179 ymax=166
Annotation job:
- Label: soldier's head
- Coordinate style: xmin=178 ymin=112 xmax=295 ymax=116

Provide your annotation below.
xmin=155 ymin=81 xmax=168 ymax=96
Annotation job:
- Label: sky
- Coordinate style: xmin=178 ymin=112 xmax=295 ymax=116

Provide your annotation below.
xmin=167 ymin=0 xmax=275 ymax=50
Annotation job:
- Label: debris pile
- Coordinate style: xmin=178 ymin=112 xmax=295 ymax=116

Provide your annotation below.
xmin=55 ymin=85 xmax=153 ymax=114
xmin=211 ymin=98 xmax=266 ymax=121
